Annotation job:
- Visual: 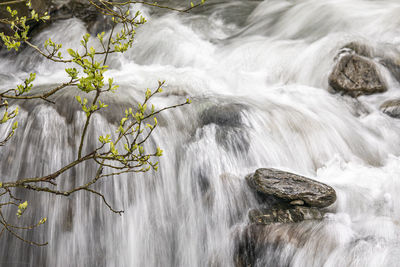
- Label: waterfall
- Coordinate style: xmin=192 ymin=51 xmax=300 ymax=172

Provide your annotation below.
xmin=1 ymin=0 xmax=400 ymax=266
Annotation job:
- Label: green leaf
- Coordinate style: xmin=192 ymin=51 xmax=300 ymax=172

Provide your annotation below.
xmin=66 ymin=68 xmax=78 ymax=79
xmin=120 ymin=117 xmax=128 ymax=126
xmin=1 ymin=111 xmax=9 ymax=124
xmin=156 ymin=147 xmax=163 ymax=157
xmin=145 ymin=88 xmax=151 ymax=99
xmin=19 ymin=201 xmax=28 ymax=209
xmin=67 ymin=49 xmax=76 ymax=58
xmin=17 ymin=201 xmax=28 ymax=218
xmin=124 ymin=144 xmax=130 ymax=152
xmin=12 ymin=121 xmax=18 ymax=130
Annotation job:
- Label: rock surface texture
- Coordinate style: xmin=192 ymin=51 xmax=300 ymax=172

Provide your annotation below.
xmin=380 ymin=99 xmax=400 ymax=119
xmin=246 ymin=168 xmax=336 ymax=209
xmin=248 ymin=207 xmax=323 ymax=224
xmin=328 ymin=54 xmax=387 ymax=97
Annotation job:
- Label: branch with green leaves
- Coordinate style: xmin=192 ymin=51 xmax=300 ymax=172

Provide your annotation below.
xmin=0 ymin=0 xmax=203 ymax=246
xmin=1 ymin=82 xmax=191 ymax=213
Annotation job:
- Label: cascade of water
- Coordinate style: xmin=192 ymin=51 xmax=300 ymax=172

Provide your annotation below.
xmin=1 ymin=0 xmax=400 ymax=266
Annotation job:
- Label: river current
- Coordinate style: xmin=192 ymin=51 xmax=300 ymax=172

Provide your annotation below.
xmin=1 ymin=0 xmax=400 ymax=266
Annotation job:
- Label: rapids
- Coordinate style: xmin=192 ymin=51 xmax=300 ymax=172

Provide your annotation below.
xmin=1 ymin=0 xmax=400 ymax=266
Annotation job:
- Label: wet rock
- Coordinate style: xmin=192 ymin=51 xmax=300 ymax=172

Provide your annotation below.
xmin=328 ymin=54 xmax=387 ymax=97
xmin=200 ymin=103 xmax=245 ymax=128
xmin=380 ymin=99 xmax=400 ymax=119
xmin=199 ymin=103 xmax=250 ymax=154
xmin=337 ymin=41 xmax=400 ymax=84
xmin=49 ymin=0 xmax=112 ymax=34
xmin=234 ymin=224 xmax=303 ymax=267
xmin=246 ymin=168 xmax=336 ymax=208
xmin=248 ymin=206 xmax=322 ymax=225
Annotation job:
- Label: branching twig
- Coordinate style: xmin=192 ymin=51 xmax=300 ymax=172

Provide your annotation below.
xmin=0 ymin=0 xmax=200 ymax=247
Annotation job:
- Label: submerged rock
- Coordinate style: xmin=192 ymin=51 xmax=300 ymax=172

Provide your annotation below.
xmin=199 ymin=103 xmax=250 ymax=154
xmin=329 ymin=54 xmax=387 ymax=97
xmin=380 ymin=99 xmax=400 ymax=119
xmin=234 ymin=224 xmax=304 ymax=267
xmin=200 ymin=103 xmax=245 ymax=128
xmin=246 ymin=168 xmax=336 ymax=208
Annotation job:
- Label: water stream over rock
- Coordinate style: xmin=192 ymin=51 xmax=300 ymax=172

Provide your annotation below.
xmin=1 ymin=0 xmax=400 ymax=266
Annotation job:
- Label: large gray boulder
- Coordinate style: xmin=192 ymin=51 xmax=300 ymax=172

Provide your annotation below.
xmin=380 ymin=99 xmax=400 ymax=119
xmin=246 ymin=168 xmax=336 ymax=208
xmin=328 ymin=54 xmax=387 ymax=97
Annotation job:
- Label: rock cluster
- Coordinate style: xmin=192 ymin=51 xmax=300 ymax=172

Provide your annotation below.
xmin=328 ymin=41 xmax=400 ymax=119
xmin=235 ymin=168 xmax=337 ymax=267
xmin=245 ymin=168 xmax=336 ymax=225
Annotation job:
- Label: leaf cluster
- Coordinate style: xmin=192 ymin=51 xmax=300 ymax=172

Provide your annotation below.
xmin=0 ymin=0 xmax=204 ymax=246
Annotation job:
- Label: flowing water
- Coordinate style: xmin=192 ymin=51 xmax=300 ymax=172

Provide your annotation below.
xmin=1 ymin=0 xmax=400 ymax=266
